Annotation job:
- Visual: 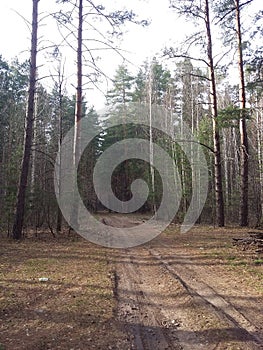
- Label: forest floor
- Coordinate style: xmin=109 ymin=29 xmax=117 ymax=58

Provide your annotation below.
xmin=0 ymin=215 xmax=263 ymax=350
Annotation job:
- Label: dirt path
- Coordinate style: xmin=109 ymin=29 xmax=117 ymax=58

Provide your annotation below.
xmin=104 ymin=215 xmax=263 ymax=350
xmin=115 ymin=248 xmax=204 ymax=350
xmin=114 ymin=251 xmax=182 ymax=350
xmin=1 ymin=216 xmax=262 ymax=349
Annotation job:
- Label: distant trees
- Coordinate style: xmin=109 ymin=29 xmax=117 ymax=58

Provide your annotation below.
xmin=104 ymin=60 xmax=174 ymax=213
xmin=0 ymin=0 xmax=262 ymax=238
xmin=78 ymin=107 xmax=101 ymax=212
xmin=0 ymin=57 xmax=28 ymax=234
xmin=247 ymin=37 xmax=263 ymax=225
xmin=107 ymin=64 xmax=134 ymax=105
xmin=168 ymin=0 xmax=225 ymax=226
xmin=214 ymin=0 xmax=251 ymax=226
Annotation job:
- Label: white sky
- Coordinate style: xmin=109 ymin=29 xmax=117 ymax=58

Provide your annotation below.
xmin=0 ymin=0 xmax=261 ymax=109
xmin=0 ymin=0 xmax=186 ymax=109
xmin=1 ymin=0 xmax=178 ymax=59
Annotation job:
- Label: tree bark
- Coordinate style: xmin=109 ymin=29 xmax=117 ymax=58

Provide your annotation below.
xmin=12 ymin=0 xmax=39 ymax=239
xmin=56 ymin=77 xmax=63 ymax=233
xmin=256 ymin=96 xmax=263 ymax=224
xmin=235 ymin=0 xmax=249 ymax=226
xmin=74 ymin=0 xmax=83 ymax=141
xmin=205 ymin=0 xmax=225 ymax=226
xmin=70 ymin=0 xmax=83 ymax=229
xmin=148 ymin=64 xmax=156 ymax=213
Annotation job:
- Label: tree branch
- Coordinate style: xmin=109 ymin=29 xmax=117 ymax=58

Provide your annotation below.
xmin=215 ymin=0 xmax=254 ymax=25
xmin=163 ymin=47 xmax=210 ymax=67
xmin=175 ymin=139 xmax=215 ymax=153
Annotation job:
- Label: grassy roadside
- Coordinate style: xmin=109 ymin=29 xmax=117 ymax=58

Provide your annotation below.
xmin=163 ymin=225 xmax=263 ymax=294
xmin=0 ymin=234 xmax=125 ymax=350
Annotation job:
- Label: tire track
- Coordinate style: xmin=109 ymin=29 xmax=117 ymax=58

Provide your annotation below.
xmin=148 ymin=247 xmax=263 ymax=349
xmin=108 ymin=215 xmax=262 ymax=349
xmin=114 ymin=251 xmax=182 ymax=350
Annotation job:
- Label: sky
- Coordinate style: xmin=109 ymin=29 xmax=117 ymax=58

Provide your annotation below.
xmin=0 ymin=0 xmax=182 ymax=109
xmin=0 ymin=0 xmax=261 ymax=109
xmin=1 ymin=0 xmax=178 ymax=60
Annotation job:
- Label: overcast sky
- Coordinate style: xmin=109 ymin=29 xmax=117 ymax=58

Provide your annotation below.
xmin=0 ymin=0 xmax=261 ymax=109
xmin=0 ymin=0 xmax=179 ymax=60
xmin=0 ymin=0 xmax=186 ymax=108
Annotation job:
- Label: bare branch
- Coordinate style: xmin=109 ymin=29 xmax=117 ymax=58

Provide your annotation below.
xmin=188 ymin=72 xmax=211 ymax=81
xmin=163 ymin=47 xmax=210 ymax=67
xmin=214 ymin=46 xmax=234 ymax=68
xmin=11 ymin=9 xmax=31 ymax=32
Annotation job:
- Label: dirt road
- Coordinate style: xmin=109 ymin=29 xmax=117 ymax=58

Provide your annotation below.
xmin=105 ymin=216 xmax=263 ymax=350
xmin=1 ymin=216 xmax=262 ymax=349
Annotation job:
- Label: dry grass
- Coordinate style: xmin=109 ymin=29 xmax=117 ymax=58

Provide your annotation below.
xmin=1 ymin=225 xmax=263 ymax=349
xmin=162 ymin=224 xmax=263 ymax=293
xmin=0 ymin=232 xmax=125 ymax=350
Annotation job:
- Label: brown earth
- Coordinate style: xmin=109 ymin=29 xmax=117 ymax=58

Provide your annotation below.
xmin=0 ymin=216 xmax=263 ymax=349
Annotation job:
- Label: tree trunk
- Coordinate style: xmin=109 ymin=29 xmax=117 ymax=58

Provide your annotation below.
xmin=74 ymin=0 xmax=83 ymax=165
xmin=70 ymin=0 xmax=83 ymax=229
xmin=56 ymin=78 xmax=63 ymax=233
xmin=30 ymin=85 xmax=38 ymax=224
xmin=256 ymin=96 xmax=263 ymax=224
xmin=222 ymin=129 xmax=229 ymax=209
xmin=12 ymin=0 xmax=39 ymax=240
xmin=205 ymin=0 xmax=225 ymax=226
xmin=148 ymin=64 xmax=156 ymax=213
xmin=235 ymin=0 xmax=249 ymax=226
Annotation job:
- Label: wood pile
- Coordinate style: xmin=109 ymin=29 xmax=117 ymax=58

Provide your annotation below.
xmin=232 ymin=232 xmax=263 ymax=255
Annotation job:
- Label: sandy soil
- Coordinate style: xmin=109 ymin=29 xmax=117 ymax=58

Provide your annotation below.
xmin=105 ymin=215 xmax=263 ymax=350
xmin=1 ymin=216 xmax=262 ymax=350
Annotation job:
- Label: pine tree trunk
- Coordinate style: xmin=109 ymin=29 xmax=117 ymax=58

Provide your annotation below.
xmin=30 ymin=87 xmax=38 ymax=216
xmin=12 ymin=0 xmax=39 ymax=240
xmin=223 ymin=129 xmax=229 ymax=209
xmin=148 ymin=65 xmax=156 ymax=213
xmin=70 ymin=0 xmax=83 ymax=229
xmin=256 ymin=97 xmax=263 ymax=224
xmin=205 ymin=0 xmax=225 ymax=226
xmin=235 ymin=0 xmax=249 ymax=226
xmin=56 ymin=80 xmax=63 ymax=233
